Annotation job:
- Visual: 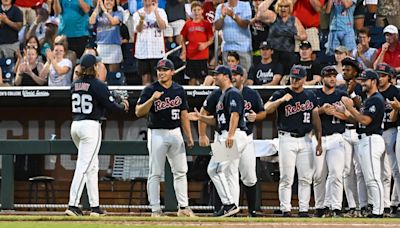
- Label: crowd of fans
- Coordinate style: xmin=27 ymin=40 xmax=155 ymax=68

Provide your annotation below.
xmin=0 ymin=0 xmax=399 ymax=87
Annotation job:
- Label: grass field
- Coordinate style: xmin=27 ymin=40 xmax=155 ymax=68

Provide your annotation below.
xmin=1 ymin=216 xmax=400 ymax=228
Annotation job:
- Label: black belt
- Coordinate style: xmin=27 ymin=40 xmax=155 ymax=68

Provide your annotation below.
xmin=358 ymin=133 xmax=374 ymax=139
xmin=279 ymin=131 xmax=306 ymax=138
xmin=346 ymin=126 xmax=356 ymax=130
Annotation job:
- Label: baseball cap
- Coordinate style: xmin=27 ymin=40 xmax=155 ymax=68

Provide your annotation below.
xmin=156 ymin=59 xmax=174 ymax=70
xmin=299 ymin=41 xmax=312 ymax=49
xmin=357 ymin=69 xmax=379 ymax=80
xmin=321 ymin=65 xmax=338 ymax=76
xmin=375 ymin=63 xmax=393 ymax=76
xmin=231 ymin=65 xmax=244 ymax=76
xmin=383 ymin=25 xmax=398 ymax=35
xmin=334 ymin=45 xmax=348 ymax=54
xmin=80 ymin=54 xmax=97 ymax=69
xmin=342 ymin=57 xmax=362 ymax=73
xmin=289 ymin=65 xmax=307 ymax=79
xmin=259 ymin=41 xmax=272 ymax=50
xmin=209 ymin=65 xmax=232 ymax=77
xmin=45 ymin=17 xmax=59 ymax=26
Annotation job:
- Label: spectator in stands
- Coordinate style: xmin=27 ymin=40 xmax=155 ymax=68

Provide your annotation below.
xmin=203 ymin=0 xmax=221 ymax=25
xmin=54 ymin=35 xmax=77 ymax=68
xmin=180 ymin=1 xmax=213 ymax=86
xmin=297 ymin=40 xmax=322 ymax=85
xmin=202 ymin=51 xmax=242 ymax=86
xmin=15 ymin=0 xmax=41 ymax=25
xmin=250 ymin=0 xmax=269 ymax=65
xmin=325 ymin=0 xmax=357 ymax=56
xmin=39 ymin=17 xmax=58 ymax=59
xmin=0 ymin=68 xmax=5 ymax=86
xmin=89 ymin=0 xmax=123 ymax=73
xmin=0 ymin=0 xmax=23 ymax=59
xmin=25 ymin=6 xmax=49 ymax=43
xmin=256 ymin=0 xmax=307 ymax=76
xmin=14 ymin=35 xmax=42 ymax=73
xmin=133 ymin=0 xmax=168 ymax=85
xmin=333 ymin=45 xmax=349 ymax=84
xmin=73 ymin=47 xmax=107 ymax=82
xmin=53 ymin=0 xmax=93 ymax=58
xmin=15 ymin=46 xmax=46 ymax=86
xmin=293 ymin=0 xmax=324 ymax=54
xmin=247 ymin=41 xmax=282 ymax=85
xmin=374 ymin=25 xmax=400 ymax=73
xmin=377 ymin=0 xmax=400 ymax=29
xmin=353 ymin=0 xmax=365 ymax=31
xmin=165 ymin=0 xmax=186 ymax=51
xmin=25 ymin=35 xmax=41 ymax=54
xmin=40 ymin=42 xmax=72 ymax=86
xmin=352 ymin=27 xmax=376 ymax=69
xmin=214 ymin=0 xmax=252 ymax=72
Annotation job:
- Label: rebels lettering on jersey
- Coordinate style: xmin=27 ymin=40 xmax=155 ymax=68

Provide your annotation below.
xmin=357 ymin=92 xmax=384 ymax=135
xmin=315 ymin=88 xmax=347 ymax=136
xmin=71 ymin=78 xmax=125 ymax=122
xmin=380 ymin=85 xmax=400 ymax=130
xmin=242 ymin=86 xmax=265 ymax=135
xmin=269 ymin=88 xmax=317 ymax=135
xmin=215 ymin=87 xmax=247 ymax=134
xmin=137 ymin=81 xmax=188 ymax=129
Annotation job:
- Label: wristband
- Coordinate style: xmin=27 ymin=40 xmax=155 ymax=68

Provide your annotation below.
xmin=350 ymin=92 xmax=357 ymax=99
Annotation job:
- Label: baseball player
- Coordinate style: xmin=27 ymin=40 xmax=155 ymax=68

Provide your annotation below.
xmin=66 ymin=54 xmax=129 ymax=216
xmin=340 ymin=57 xmax=367 ymax=217
xmin=341 ymin=69 xmax=386 ymax=218
xmin=135 ymin=59 xmax=195 ymax=217
xmin=377 ymin=63 xmax=400 ymax=216
xmin=313 ymin=66 xmax=348 ymax=217
xmin=264 ymin=65 xmax=322 ymax=217
xmin=189 ymin=65 xmax=248 ymax=217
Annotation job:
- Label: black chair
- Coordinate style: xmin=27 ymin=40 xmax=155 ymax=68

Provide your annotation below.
xmin=28 ymin=176 xmax=56 ymax=211
xmin=128 ymin=177 xmax=148 ymax=212
xmin=0 ymin=58 xmax=15 ymax=85
xmin=106 ymin=71 xmax=126 ymax=85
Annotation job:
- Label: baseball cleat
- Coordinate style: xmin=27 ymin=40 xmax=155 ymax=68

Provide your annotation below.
xmin=282 ymin=211 xmax=292 ymax=217
xmin=216 ymin=204 xmax=239 ymax=217
xmin=177 ymin=207 xmax=196 ymax=217
xmin=151 ymin=210 xmax=166 ymax=217
xmin=90 ymin=207 xmax=106 ymax=216
xmin=298 ymin=212 xmax=310 ymax=218
xmin=65 ymin=206 xmax=83 ymax=216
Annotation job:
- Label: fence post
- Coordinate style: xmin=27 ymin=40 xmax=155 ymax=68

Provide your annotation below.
xmin=164 ymin=161 xmax=177 ymax=211
xmin=1 ymin=155 xmax=14 ymax=210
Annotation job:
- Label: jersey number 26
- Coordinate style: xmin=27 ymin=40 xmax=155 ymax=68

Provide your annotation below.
xmin=72 ymin=94 xmax=93 ymax=114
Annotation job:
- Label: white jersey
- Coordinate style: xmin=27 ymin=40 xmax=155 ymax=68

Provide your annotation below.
xmin=133 ymin=8 xmax=168 ymax=59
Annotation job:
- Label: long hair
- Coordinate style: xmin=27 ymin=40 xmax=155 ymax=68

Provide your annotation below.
xmin=274 ymin=0 xmax=294 ymax=14
xmin=76 ymin=65 xmax=97 ymax=78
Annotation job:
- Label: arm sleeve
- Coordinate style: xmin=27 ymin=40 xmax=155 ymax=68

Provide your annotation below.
xmin=253 ymin=90 xmax=265 ymax=112
xmin=241 ymin=2 xmax=252 ymax=20
xmin=362 ymin=98 xmax=379 ymax=118
xmin=248 ymin=66 xmax=255 ymax=81
xmin=269 ymin=90 xmax=285 ymax=102
xmin=137 ymin=86 xmax=153 ymax=105
xmin=96 ymin=83 xmax=125 ymax=112
xmin=203 ymin=89 xmax=220 ymax=114
xmin=180 ymin=87 xmax=189 ymax=110
xmin=85 ymin=0 xmax=93 ymax=7
xmin=227 ymin=92 xmax=244 ymax=114
xmin=214 ymin=4 xmax=222 ymax=22
xmin=275 ymin=62 xmax=284 ymax=75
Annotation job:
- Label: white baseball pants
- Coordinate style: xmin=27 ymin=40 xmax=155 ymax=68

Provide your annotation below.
xmin=382 ymin=128 xmax=399 ymax=209
xmin=147 ymin=128 xmax=189 ymax=212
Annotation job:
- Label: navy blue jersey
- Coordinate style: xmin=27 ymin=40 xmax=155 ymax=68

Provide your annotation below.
xmin=242 ymin=86 xmax=265 ymax=135
xmin=215 ymin=87 xmax=247 ymax=134
xmin=203 ymin=88 xmax=222 ymax=115
xmin=137 ymin=81 xmax=188 ymax=129
xmin=248 ymin=61 xmax=283 ymax=85
xmin=357 ymin=92 xmax=385 ymax=135
xmin=380 ymin=85 xmax=400 ymax=130
xmin=71 ymin=77 xmax=125 ymax=121
xmin=269 ymin=88 xmax=318 ymax=135
xmin=338 ymin=83 xmax=363 ymax=128
xmin=315 ymin=88 xmax=347 ymax=136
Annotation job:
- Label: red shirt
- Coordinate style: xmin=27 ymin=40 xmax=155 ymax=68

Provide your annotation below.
xmin=181 ymin=19 xmax=213 ymax=60
xmin=293 ymin=0 xmax=325 ymax=28
xmin=15 ymin=0 xmax=44 ymax=8
xmin=202 ymin=1 xmax=216 ymax=25
xmin=376 ymin=43 xmax=400 ymax=69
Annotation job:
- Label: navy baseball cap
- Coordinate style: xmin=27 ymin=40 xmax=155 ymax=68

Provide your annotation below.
xmin=259 ymin=41 xmax=272 ymax=50
xmin=209 ymin=65 xmax=232 ymax=77
xmin=80 ymin=54 xmax=97 ymax=69
xmin=357 ymin=69 xmax=379 ymax=80
xmin=321 ymin=65 xmax=338 ymax=76
xmin=342 ymin=57 xmax=362 ymax=73
xmin=299 ymin=41 xmax=312 ymax=49
xmin=156 ymin=59 xmax=174 ymax=70
xmin=289 ymin=65 xmax=307 ymax=79
xmin=231 ymin=65 xmax=244 ymax=76
xmin=375 ymin=63 xmax=393 ymax=76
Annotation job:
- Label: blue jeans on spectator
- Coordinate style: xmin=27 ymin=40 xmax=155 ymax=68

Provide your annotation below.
xmin=325 ymin=29 xmax=357 ymax=56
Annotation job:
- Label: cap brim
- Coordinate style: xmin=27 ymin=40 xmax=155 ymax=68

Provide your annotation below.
xmin=232 ymin=71 xmax=244 ymax=75
xmin=299 ymin=45 xmax=312 ymax=49
xmin=208 ymin=70 xmax=219 ymax=75
xmin=375 ymin=70 xmax=391 ymax=75
xmin=289 ymin=75 xmax=305 ymax=79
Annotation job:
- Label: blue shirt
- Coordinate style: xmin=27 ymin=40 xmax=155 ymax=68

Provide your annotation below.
xmin=96 ymin=11 xmax=123 ymax=45
xmin=214 ymin=1 xmax=252 ymax=52
xmin=58 ymin=0 xmax=93 ymax=37
xmin=329 ymin=0 xmax=356 ymax=31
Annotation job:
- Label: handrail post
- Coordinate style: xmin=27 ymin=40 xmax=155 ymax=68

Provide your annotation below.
xmin=1 ymin=155 xmax=14 ymax=210
xmin=164 ymin=160 xmax=177 ymax=211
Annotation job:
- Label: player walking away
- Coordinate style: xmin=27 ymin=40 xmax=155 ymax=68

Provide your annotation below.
xmin=313 ymin=66 xmax=348 ymax=217
xmin=66 ymin=54 xmax=129 ymax=216
xmin=189 ymin=65 xmax=248 ymax=217
xmin=230 ymin=65 xmax=266 ymax=216
xmin=264 ymin=65 xmax=322 ymax=217
xmin=340 ymin=57 xmax=367 ymax=217
xmin=135 ymin=59 xmax=195 ymax=217
xmin=376 ymin=63 xmax=400 ymax=217
xmin=341 ymin=69 xmax=386 ymax=218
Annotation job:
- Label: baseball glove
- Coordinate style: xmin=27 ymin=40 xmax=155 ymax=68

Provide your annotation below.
xmin=111 ymin=90 xmax=129 ymax=103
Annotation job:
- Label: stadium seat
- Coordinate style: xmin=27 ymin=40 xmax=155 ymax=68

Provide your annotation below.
xmin=28 ymin=176 xmax=56 ymax=211
xmin=128 ymin=177 xmax=148 ymax=212
xmin=106 ymin=71 xmax=126 ymax=85
xmin=0 ymin=58 xmax=16 ymax=85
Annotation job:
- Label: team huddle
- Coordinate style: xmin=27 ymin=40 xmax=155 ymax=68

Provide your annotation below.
xmin=67 ymin=54 xmax=400 ymax=218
